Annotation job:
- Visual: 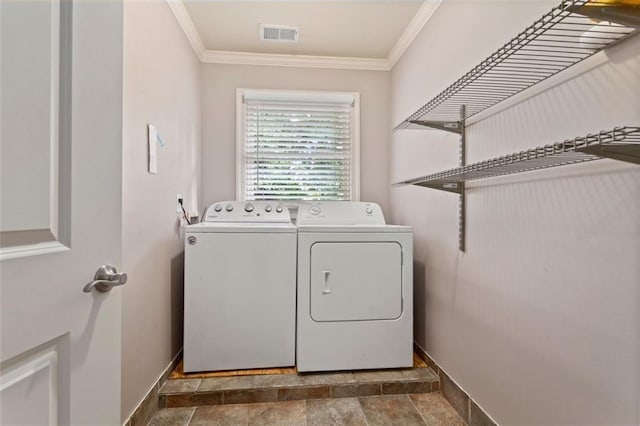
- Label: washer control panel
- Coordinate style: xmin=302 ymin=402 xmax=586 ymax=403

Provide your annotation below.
xmin=204 ymin=201 xmax=291 ymax=223
xmin=297 ymin=201 xmax=385 ymax=225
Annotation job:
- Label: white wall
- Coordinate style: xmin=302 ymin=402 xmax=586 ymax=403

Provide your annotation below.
xmin=200 ymin=64 xmax=391 ymax=215
xmin=391 ymin=1 xmax=640 ymax=424
xmin=121 ymin=1 xmax=201 ymax=421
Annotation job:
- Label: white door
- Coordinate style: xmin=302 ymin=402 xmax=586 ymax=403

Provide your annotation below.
xmin=1 ymin=1 xmax=124 ymax=424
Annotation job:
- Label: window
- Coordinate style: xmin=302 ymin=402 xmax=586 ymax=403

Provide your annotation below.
xmin=236 ymin=89 xmax=360 ymax=202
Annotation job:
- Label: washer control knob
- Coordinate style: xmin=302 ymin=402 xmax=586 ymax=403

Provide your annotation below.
xmin=310 ymin=206 xmax=321 ymax=215
xmin=275 ymin=205 xmax=284 ymax=213
xmin=365 ymin=207 xmax=373 ymax=214
xmin=244 ymin=203 xmax=254 ymax=213
xmin=214 ymin=204 xmax=222 ymax=212
xmin=226 ymin=204 xmax=234 ymax=212
xmin=265 ymin=205 xmax=272 ymax=213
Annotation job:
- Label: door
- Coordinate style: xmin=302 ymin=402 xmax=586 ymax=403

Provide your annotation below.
xmin=1 ymin=1 xmax=123 ymax=424
xmin=310 ymin=241 xmax=403 ymax=322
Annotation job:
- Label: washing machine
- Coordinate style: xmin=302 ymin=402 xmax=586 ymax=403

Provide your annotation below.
xmin=296 ymin=201 xmax=413 ymax=372
xmin=183 ymin=201 xmax=296 ymax=372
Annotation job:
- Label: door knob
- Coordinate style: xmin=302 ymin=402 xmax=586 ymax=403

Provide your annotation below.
xmin=83 ymin=265 xmax=128 ymax=293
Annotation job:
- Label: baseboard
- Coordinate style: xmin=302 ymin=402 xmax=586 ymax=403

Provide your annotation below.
xmin=123 ymin=349 xmax=182 ymax=426
xmin=413 ymin=343 xmax=499 ymax=426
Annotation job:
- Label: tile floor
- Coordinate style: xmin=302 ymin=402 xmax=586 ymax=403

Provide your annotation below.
xmin=149 ymin=393 xmax=465 ymax=425
xmin=160 ymin=367 xmax=439 ymax=408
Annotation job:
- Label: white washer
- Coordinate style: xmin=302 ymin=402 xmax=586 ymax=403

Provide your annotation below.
xmin=184 ymin=201 xmax=296 ymax=372
xmin=296 ymin=201 xmax=413 ymax=372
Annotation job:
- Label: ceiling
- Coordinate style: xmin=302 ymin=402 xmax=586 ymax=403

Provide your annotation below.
xmin=172 ymin=1 xmax=640 ymax=70
xmin=180 ymin=1 xmax=431 ymax=64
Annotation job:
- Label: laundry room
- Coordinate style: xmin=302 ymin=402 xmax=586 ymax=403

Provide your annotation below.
xmin=1 ymin=1 xmax=639 ymax=425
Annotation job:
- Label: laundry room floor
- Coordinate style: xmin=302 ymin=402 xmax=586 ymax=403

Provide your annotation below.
xmin=148 ymin=353 xmax=465 ymax=425
xmin=149 ymin=393 xmax=464 ymax=425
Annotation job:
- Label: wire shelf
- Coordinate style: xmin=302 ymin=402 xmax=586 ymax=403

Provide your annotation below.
xmin=394 ymin=126 xmax=640 ymax=192
xmin=394 ymin=0 xmax=639 ymax=131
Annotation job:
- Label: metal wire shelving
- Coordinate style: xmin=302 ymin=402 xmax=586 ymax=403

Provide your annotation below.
xmin=392 ymin=0 xmax=640 ymax=251
xmin=394 ymin=0 xmax=639 ymax=130
xmin=396 ymin=127 xmax=640 ymax=192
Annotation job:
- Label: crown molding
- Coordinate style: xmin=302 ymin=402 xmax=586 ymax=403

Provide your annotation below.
xmin=387 ymin=0 xmax=443 ymax=69
xmin=202 ymin=50 xmax=391 ymax=71
xmin=166 ymin=0 xmax=205 ymax=61
xmin=167 ymin=0 xmax=441 ymax=71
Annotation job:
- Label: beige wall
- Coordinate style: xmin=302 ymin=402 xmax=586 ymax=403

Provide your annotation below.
xmin=391 ymin=1 xmax=640 ymax=424
xmin=200 ymin=64 xmax=391 ymax=216
xmin=121 ymin=1 xmax=201 ymax=421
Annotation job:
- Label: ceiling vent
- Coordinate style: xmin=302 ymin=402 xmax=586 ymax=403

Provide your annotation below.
xmin=259 ymin=24 xmax=299 ymax=43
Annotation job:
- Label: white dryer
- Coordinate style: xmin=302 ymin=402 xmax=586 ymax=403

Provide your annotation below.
xmin=296 ymin=201 xmax=413 ymax=372
xmin=184 ymin=201 xmax=296 ymax=372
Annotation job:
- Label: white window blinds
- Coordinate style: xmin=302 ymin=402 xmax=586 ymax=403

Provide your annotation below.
xmin=240 ymin=92 xmax=357 ymax=201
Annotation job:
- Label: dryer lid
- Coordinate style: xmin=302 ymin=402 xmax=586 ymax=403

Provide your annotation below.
xmin=297 ymin=201 xmax=385 ymax=226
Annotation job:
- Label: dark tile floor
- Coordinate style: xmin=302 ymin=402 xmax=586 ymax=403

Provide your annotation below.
xmin=149 ymin=393 xmax=465 ymax=426
xmin=159 ymin=367 xmax=440 ymax=408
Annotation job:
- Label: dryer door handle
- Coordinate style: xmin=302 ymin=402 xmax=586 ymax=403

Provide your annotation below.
xmin=322 ymin=270 xmax=331 ymax=294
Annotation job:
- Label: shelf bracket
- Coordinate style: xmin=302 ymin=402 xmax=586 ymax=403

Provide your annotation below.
xmin=409 ymin=120 xmax=464 ymax=135
xmin=459 ymin=106 xmax=466 ymax=253
xmin=576 ymin=143 xmax=640 ymax=165
xmin=417 ymin=182 xmax=463 ymax=194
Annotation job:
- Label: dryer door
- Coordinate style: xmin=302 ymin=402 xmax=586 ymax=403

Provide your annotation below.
xmin=310 ymin=242 xmax=403 ymax=322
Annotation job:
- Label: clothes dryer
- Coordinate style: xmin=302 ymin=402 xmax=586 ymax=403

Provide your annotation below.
xmin=184 ymin=201 xmax=296 ymax=372
xmin=296 ymin=201 xmax=413 ymax=372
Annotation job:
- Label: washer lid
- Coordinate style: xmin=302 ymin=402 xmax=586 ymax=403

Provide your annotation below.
xmin=186 ymin=222 xmax=297 ymax=233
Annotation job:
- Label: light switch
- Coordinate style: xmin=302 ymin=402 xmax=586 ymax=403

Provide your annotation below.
xmin=148 ymin=124 xmax=158 ymax=174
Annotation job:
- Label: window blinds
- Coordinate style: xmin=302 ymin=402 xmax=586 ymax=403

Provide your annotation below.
xmin=243 ymin=97 xmax=353 ymax=201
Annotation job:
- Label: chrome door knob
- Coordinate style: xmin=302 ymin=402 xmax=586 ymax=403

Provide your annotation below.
xmin=83 ymin=265 xmax=128 ymax=293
